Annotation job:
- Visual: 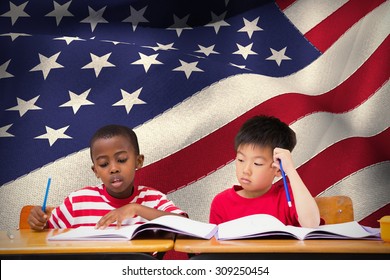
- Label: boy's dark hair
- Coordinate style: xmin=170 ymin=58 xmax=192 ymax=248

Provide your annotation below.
xmin=234 ymin=115 xmax=296 ymax=152
xmin=90 ymin=124 xmax=140 ymax=159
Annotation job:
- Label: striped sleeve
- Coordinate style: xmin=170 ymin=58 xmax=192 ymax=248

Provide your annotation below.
xmin=48 ymin=196 xmax=74 ymax=229
xmin=135 ymin=186 xmax=188 ymax=217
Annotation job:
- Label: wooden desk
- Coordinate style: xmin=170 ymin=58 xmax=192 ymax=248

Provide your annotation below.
xmin=0 ymin=229 xmax=174 ymax=259
xmin=175 ymin=237 xmax=390 ymax=259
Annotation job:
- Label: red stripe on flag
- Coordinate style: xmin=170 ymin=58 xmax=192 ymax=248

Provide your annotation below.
xmin=298 ymin=128 xmax=390 ymax=196
xmin=305 ymin=0 xmax=385 ymax=52
xmin=135 ymin=38 xmax=389 ymax=194
xmin=359 ymin=204 xmax=390 ymax=227
xmin=275 ymin=0 xmax=296 ymax=11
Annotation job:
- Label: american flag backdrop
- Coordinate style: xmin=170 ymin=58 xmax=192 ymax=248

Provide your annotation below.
xmin=0 ymin=0 xmax=389 ymax=232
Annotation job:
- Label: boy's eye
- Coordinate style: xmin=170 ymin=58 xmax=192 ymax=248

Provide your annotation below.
xmin=118 ymin=158 xmax=128 ymax=163
xmin=99 ymin=162 xmax=108 ymax=168
xmin=236 ymin=158 xmax=244 ymax=162
xmin=254 ymin=163 xmax=263 ymax=166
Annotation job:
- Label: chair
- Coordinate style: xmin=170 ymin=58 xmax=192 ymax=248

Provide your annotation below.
xmin=315 ymin=195 xmax=354 ymax=224
xmin=19 ymin=205 xmax=34 ymax=229
xmin=19 ymin=205 xmax=54 ymax=229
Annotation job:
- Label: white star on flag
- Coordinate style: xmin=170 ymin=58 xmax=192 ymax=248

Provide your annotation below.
xmin=205 ymin=12 xmax=230 ymax=34
xmin=238 ymin=17 xmax=263 ymax=38
xmin=143 ymin=42 xmax=177 ymax=51
xmin=0 ymin=32 xmax=31 ymax=41
xmin=80 ymin=6 xmax=108 ymax=32
xmin=131 ymin=52 xmax=163 ymax=73
xmin=122 ymin=6 xmax=149 ymax=31
xmin=101 ymin=39 xmax=129 ymax=45
xmin=29 ymin=52 xmax=64 ymax=80
xmin=6 ymin=96 xmax=42 ymax=117
xmin=81 ymin=52 xmax=115 ymax=77
xmin=59 ymin=89 xmax=95 ymax=114
xmin=45 ymin=1 xmax=74 ymax=26
xmin=266 ymin=47 xmax=292 ymax=66
xmin=167 ymin=14 xmax=192 ymax=37
xmin=0 ymin=60 xmax=14 ymax=79
xmin=229 ymin=63 xmax=250 ymax=71
xmin=34 ymin=126 xmax=72 ymax=146
xmin=195 ymin=44 xmax=219 ymax=57
xmin=0 ymin=124 xmax=14 ymax=138
xmin=0 ymin=2 xmax=30 ymax=25
xmin=112 ymin=88 xmax=147 ymax=114
xmin=233 ymin=43 xmax=258 ymax=60
xmin=53 ymin=36 xmax=85 ymax=45
xmin=173 ymin=60 xmax=204 ymax=79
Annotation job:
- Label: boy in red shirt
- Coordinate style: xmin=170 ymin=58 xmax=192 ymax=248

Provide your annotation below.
xmin=209 ymin=115 xmax=320 ymax=228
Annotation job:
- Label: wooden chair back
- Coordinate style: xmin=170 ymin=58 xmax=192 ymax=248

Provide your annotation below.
xmin=19 ymin=205 xmax=54 ymax=229
xmin=19 ymin=205 xmax=34 ymax=229
xmin=315 ymin=196 xmax=354 ymax=224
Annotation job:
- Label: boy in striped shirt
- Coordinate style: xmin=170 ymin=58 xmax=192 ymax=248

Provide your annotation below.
xmin=28 ymin=124 xmax=187 ymax=230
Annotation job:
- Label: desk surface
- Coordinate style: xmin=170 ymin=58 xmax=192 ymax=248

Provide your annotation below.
xmin=175 ymin=236 xmax=390 ymax=254
xmin=0 ymin=229 xmax=174 ymax=255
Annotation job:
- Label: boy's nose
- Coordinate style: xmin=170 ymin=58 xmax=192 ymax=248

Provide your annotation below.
xmin=110 ymin=164 xmax=119 ymax=174
xmin=243 ymin=164 xmax=251 ymax=175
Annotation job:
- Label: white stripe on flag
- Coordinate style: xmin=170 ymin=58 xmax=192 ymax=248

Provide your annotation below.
xmin=318 ymin=162 xmax=390 ymax=221
xmin=284 ymin=0 xmax=348 ymax=34
xmin=291 ymin=81 xmax=390 ymax=167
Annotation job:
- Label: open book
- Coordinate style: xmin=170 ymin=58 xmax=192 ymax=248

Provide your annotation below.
xmin=216 ymin=214 xmax=381 ymax=241
xmin=47 ymin=213 xmax=380 ymax=241
xmin=48 ymin=215 xmax=217 ymax=241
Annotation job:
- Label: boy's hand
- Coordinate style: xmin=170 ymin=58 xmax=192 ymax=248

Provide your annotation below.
xmin=273 ymin=147 xmax=295 ymax=174
xmin=95 ymin=204 xmax=139 ymax=229
xmin=28 ymin=206 xmax=49 ymax=231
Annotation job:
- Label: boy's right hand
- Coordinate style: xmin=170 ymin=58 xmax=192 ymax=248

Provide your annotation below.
xmin=27 ymin=206 xmax=49 ymax=231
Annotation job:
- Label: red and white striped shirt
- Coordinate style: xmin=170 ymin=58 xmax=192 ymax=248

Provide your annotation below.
xmin=48 ymin=184 xmax=187 ymax=228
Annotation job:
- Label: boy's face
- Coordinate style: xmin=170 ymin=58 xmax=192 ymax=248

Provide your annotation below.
xmin=91 ymin=135 xmax=144 ymax=199
xmin=235 ymin=143 xmax=278 ymax=197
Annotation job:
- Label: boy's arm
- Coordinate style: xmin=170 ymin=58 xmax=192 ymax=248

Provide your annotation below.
xmin=274 ymin=148 xmax=320 ymax=228
xmin=96 ymin=204 xmax=186 ymax=229
xmin=285 ymin=169 xmax=321 ymax=227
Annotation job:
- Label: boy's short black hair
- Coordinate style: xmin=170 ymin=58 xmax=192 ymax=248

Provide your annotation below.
xmin=90 ymin=124 xmax=140 ymax=158
xmin=234 ymin=115 xmax=296 ymax=152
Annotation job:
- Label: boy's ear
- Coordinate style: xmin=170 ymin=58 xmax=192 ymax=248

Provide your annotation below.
xmin=136 ymin=154 xmax=145 ymax=169
xmin=272 ymin=162 xmax=282 ymax=177
xmin=91 ymin=165 xmax=99 ymax=178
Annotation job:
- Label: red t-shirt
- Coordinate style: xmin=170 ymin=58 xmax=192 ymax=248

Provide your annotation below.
xmin=209 ymin=183 xmax=300 ymax=226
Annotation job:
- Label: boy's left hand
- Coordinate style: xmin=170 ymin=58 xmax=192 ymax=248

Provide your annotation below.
xmin=95 ymin=204 xmax=138 ymax=229
xmin=273 ymin=147 xmax=295 ymax=174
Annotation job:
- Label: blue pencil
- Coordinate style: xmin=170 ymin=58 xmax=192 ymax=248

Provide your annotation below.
xmin=279 ymin=160 xmax=292 ymax=207
xmin=42 ymin=177 xmax=51 ymax=212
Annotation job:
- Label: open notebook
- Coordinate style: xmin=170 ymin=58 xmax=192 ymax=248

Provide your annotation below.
xmin=47 ymin=214 xmax=381 ymax=241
